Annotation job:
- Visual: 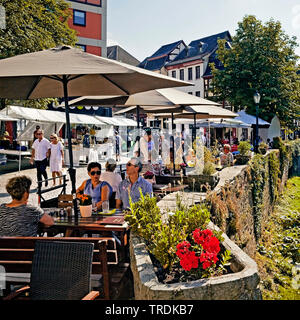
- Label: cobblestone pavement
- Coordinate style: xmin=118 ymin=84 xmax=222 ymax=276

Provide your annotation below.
xmin=0 ymin=156 xmax=130 ymax=206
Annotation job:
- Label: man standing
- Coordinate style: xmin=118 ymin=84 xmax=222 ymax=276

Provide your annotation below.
xmin=116 ymin=157 xmax=152 ymax=210
xmin=30 ymin=129 xmax=50 ymax=187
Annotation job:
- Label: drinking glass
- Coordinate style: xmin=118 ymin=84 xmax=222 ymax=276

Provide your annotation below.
xmin=102 ymin=200 xmax=109 ymax=214
xmin=92 ymin=202 xmax=97 ymax=214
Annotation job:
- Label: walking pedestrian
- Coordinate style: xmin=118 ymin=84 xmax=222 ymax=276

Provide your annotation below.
xmin=33 ymin=125 xmax=41 ymax=142
xmin=48 ymin=133 xmax=64 ymax=186
xmin=30 ymin=129 xmax=50 ymax=187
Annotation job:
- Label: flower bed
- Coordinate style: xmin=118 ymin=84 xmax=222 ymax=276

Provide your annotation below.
xmin=126 ymin=193 xmax=261 ymax=300
xmin=130 ymin=221 xmax=261 ymax=300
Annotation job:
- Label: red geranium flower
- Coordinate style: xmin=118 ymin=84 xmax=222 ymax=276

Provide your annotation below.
xmin=179 ymin=251 xmax=199 ymax=271
xmin=176 ymin=241 xmax=191 ymax=259
xmin=177 ymin=228 xmax=221 ymax=273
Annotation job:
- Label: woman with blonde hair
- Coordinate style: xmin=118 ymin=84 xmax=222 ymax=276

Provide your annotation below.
xmin=47 ymin=133 xmax=64 ymax=186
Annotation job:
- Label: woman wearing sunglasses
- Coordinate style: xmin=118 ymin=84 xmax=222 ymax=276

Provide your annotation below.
xmin=76 ymin=162 xmax=113 ymax=210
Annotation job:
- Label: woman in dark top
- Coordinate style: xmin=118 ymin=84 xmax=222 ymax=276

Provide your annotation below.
xmin=76 ymin=162 xmax=113 ymax=210
xmin=0 ymin=176 xmax=54 ymax=236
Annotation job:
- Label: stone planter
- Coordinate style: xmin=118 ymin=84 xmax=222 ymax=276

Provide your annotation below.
xmin=130 ymin=221 xmax=261 ymax=300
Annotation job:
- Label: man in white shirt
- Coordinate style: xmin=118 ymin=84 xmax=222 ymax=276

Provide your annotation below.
xmin=30 ymin=129 xmax=51 ymax=187
xmin=100 ymin=158 xmax=122 ymax=193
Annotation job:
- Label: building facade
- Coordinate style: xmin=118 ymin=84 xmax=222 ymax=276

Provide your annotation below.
xmin=138 ymin=31 xmax=232 ymax=100
xmin=139 ymin=40 xmax=186 ymax=75
xmin=66 ymin=0 xmax=107 ymax=57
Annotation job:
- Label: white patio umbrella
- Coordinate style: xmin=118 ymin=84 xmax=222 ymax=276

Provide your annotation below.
xmin=0 ymin=45 xmax=192 ymax=218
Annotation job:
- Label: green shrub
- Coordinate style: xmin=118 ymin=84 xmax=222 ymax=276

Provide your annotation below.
xmin=203 ymin=162 xmax=216 ymax=175
xmin=237 ymin=141 xmax=252 ymax=156
xmin=203 ymin=146 xmax=216 ymax=175
xmin=125 ymin=189 xmax=212 ymax=270
xmin=258 ymin=142 xmax=268 ymax=155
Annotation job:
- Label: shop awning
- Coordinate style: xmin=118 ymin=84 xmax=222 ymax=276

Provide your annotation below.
xmin=0 ymin=105 xmax=106 ymax=125
xmin=235 ymin=110 xmax=270 ymax=127
xmin=173 ymin=117 xmax=251 ymax=128
xmin=0 ymin=113 xmax=19 ymax=121
xmin=96 ymin=116 xmax=137 ymax=126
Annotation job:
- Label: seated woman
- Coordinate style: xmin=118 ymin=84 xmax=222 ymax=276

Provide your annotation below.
xmin=76 ymin=162 xmax=113 ymax=210
xmin=0 ymin=176 xmax=54 ymax=236
xmin=220 ymin=144 xmax=234 ymax=167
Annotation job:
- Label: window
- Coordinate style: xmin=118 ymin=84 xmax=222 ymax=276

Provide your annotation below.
xmin=196 ymin=66 xmax=200 ymax=79
xmin=195 ymin=91 xmax=201 ymax=97
xmin=73 ymin=10 xmax=86 ymax=26
xmin=188 ymin=67 xmax=193 ymax=80
xmin=171 ymin=70 xmax=176 ymax=78
xmin=188 ymin=92 xmax=193 ymax=95
xmin=179 ymin=69 xmax=184 ymax=81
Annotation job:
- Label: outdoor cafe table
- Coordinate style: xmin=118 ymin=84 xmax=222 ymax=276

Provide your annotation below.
xmin=42 ymin=210 xmax=129 ymax=247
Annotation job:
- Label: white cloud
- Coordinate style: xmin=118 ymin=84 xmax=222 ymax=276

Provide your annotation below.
xmin=292 ymin=5 xmax=300 ymax=30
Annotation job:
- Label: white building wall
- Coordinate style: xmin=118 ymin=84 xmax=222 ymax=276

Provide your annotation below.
xmin=167 ymin=61 xmax=205 ymax=98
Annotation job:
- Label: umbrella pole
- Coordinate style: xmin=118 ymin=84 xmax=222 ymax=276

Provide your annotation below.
xmin=193 ymin=113 xmax=196 ymax=147
xmin=136 ymin=105 xmax=140 ymax=157
xmin=19 ymin=146 xmax=21 ymax=172
xmin=62 ymin=76 xmax=78 ymax=220
xmin=171 ymin=113 xmax=175 ymax=176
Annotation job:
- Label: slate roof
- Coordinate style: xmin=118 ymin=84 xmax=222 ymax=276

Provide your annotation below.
xmin=167 ymin=31 xmax=232 ymax=67
xmin=202 ymin=51 xmax=225 ymax=78
xmin=138 ymin=40 xmax=185 ymax=71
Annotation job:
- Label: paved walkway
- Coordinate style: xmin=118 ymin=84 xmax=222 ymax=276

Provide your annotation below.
xmin=0 ymin=156 xmax=130 ymax=206
xmin=0 ymin=160 xmax=247 ymax=208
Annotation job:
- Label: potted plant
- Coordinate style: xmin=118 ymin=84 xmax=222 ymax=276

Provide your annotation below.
xmin=77 ymin=193 xmax=92 ymax=217
xmin=235 ymin=141 xmax=252 ymax=165
xmin=258 ymin=142 xmax=268 ymax=155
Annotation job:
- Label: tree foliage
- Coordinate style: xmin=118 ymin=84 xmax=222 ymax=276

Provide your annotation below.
xmin=211 ymin=15 xmax=300 ymax=128
xmin=0 ymin=0 xmax=78 ymax=109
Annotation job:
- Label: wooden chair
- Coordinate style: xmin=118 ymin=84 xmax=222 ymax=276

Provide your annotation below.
xmin=0 ymin=237 xmax=113 ymax=300
xmin=3 ymin=240 xmax=99 ymax=300
xmin=57 ymin=194 xmax=73 ymax=208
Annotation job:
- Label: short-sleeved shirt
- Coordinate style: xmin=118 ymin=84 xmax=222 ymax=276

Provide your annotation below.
xmin=100 ymin=171 xmax=122 ymax=192
xmin=0 ymin=204 xmax=44 ymax=237
xmin=32 ymin=138 xmax=51 ymax=161
xmin=116 ymin=176 xmax=153 ymax=209
xmin=84 ymin=179 xmax=113 ymax=204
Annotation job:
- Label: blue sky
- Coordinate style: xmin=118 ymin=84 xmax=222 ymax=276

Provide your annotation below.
xmin=107 ymin=0 xmax=300 ymax=62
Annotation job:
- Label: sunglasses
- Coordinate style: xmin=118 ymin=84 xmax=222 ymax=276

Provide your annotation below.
xmin=126 ymin=162 xmax=136 ymax=167
xmin=50 ymin=137 xmax=55 ymax=140
xmin=90 ymin=170 xmax=101 ymax=176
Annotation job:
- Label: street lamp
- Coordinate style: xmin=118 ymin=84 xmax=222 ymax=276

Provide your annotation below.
xmin=253 ymin=91 xmax=261 ymax=153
